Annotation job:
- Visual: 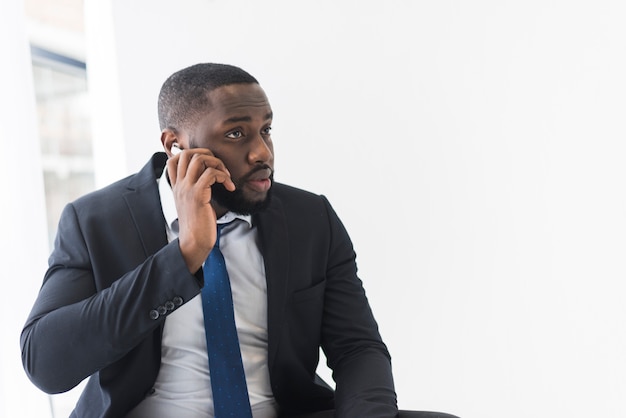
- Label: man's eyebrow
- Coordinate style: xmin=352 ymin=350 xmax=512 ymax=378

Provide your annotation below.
xmin=223 ymin=112 xmax=273 ymax=125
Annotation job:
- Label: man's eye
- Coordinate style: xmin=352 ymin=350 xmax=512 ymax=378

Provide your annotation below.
xmin=226 ymin=130 xmax=243 ymax=139
xmin=262 ymin=126 xmax=272 ymax=135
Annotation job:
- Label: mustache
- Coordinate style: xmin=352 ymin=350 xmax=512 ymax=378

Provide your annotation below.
xmin=235 ymin=164 xmax=274 ymax=185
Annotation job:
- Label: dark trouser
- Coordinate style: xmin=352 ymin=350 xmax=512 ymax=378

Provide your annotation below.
xmin=290 ymin=411 xmax=460 ymax=418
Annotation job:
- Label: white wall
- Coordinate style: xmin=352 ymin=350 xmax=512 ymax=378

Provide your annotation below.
xmin=85 ymin=1 xmax=626 ymax=417
xmin=0 ymin=0 xmax=57 ymax=416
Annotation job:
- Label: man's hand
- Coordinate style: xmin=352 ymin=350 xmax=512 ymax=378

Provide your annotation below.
xmin=166 ymin=148 xmax=236 ymax=273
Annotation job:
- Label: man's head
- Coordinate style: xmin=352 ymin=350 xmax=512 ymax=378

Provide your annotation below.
xmin=158 ymin=63 xmax=259 ymax=133
xmin=159 ymin=63 xmax=274 ymax=216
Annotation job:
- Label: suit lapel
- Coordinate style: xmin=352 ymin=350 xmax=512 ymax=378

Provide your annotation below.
xmin=123 ymin=153 xmax=169 ymax=258
xmin=255 ymin=195 xmax=290 ymax=370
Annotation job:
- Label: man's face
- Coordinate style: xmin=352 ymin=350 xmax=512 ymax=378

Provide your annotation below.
xmin=187 ymin=83 xmax=274 ymax=215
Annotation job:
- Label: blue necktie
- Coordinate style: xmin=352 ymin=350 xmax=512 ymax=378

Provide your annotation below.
xmin=202 ymin=223 xmax=253 ymax=417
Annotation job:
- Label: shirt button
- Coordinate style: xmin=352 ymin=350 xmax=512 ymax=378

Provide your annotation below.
xmin=165 ymin=301 xmax=175 ymax=311
xmin=173 ymin=296 xmax=183 ymax=306
xmin=149 ymin=310 xmax=159 ymax=320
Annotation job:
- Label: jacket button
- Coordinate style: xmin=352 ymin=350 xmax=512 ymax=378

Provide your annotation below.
xmin=157 ymin=305 xmax=167 ymax=315
xmin=165 ymin=301 xmax=175 ymax=311
xmin=149 ymin=310 xmax=159 ymax=320
xmin=173 ymin=296 xmax=183 ymax=306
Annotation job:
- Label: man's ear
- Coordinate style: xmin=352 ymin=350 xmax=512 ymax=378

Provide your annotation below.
xmin=161 ymin=128 xmax=179 ymax=157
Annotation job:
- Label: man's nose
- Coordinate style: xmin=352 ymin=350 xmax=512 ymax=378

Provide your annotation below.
xmin=248 ymin=134 xmax=273 ymax=165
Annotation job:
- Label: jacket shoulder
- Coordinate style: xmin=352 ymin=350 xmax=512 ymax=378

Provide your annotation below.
xmin=272 ymin=182 xmax=323 ymax=200
xmin=270 ymin=182 xmax=333 ymax=217
xmin=69 ymin=153 xmax=165 ymax=215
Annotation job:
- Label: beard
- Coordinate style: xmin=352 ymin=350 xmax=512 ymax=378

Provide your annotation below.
xmin=211 ymin=168 xmax=273 ymax=216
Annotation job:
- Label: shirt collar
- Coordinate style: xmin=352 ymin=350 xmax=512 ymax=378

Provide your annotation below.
xmin=158 ymin=166 xmax=252 ymax=232
xmin=217 ymin=211 xmax=252 ymax=228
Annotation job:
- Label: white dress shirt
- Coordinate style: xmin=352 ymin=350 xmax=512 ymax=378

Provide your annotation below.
xmin=127 ymin=169 xmax=277 ymax=418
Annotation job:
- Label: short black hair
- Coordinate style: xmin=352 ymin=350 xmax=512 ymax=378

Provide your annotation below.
xmin=157 ymin=63 xmax=259 ymax=132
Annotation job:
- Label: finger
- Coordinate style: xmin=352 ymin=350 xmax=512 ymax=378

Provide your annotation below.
xmin=175 ymin=150 xmax=194 ymax=183
xmin=183 ymin=153 xmax=218 ymax=186
xmin=187 ymin=154 xmax=234 ymax=187
xmin=168 ymin=148 xmax=234 ymax=190
xmin=198 ymin=167 xmax=236 ymax=191
xmin=190 ymin=153 xmax=231 ymax=178
xmin=174 ymin=148 xmax=213 ymax=182
xmin=200 ymin=157 xmax=235 ymax=191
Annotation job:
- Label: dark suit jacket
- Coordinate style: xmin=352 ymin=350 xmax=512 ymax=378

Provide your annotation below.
xmin=21 ymin=153 xmax=397 ymax=417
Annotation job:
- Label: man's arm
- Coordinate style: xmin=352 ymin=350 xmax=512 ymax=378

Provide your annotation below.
xmin=20 ymin=202 xmax=201 ymax=394
xmin=319 ymin=196 xmax=398 ymax=417
xmin=21 ymin=148 xmax=236 ymax=395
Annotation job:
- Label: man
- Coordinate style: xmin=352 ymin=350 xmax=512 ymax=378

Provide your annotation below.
xmin=21 ymin=64 xmax=456 ymax=418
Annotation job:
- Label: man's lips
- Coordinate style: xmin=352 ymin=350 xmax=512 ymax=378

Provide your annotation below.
xmin=246 ymin=178 xmax=272 ymax=192
xmin=246 ymin=167 xmax=273 ymax=181
xmin=241 ymin=167 xmax=273 ymax=192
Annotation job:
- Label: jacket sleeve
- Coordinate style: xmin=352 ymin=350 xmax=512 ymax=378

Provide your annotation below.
xmin=319 ymin=196 xmax=399 ymax=417
xmin=20 ymin=202 xmax=202 ymax=394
